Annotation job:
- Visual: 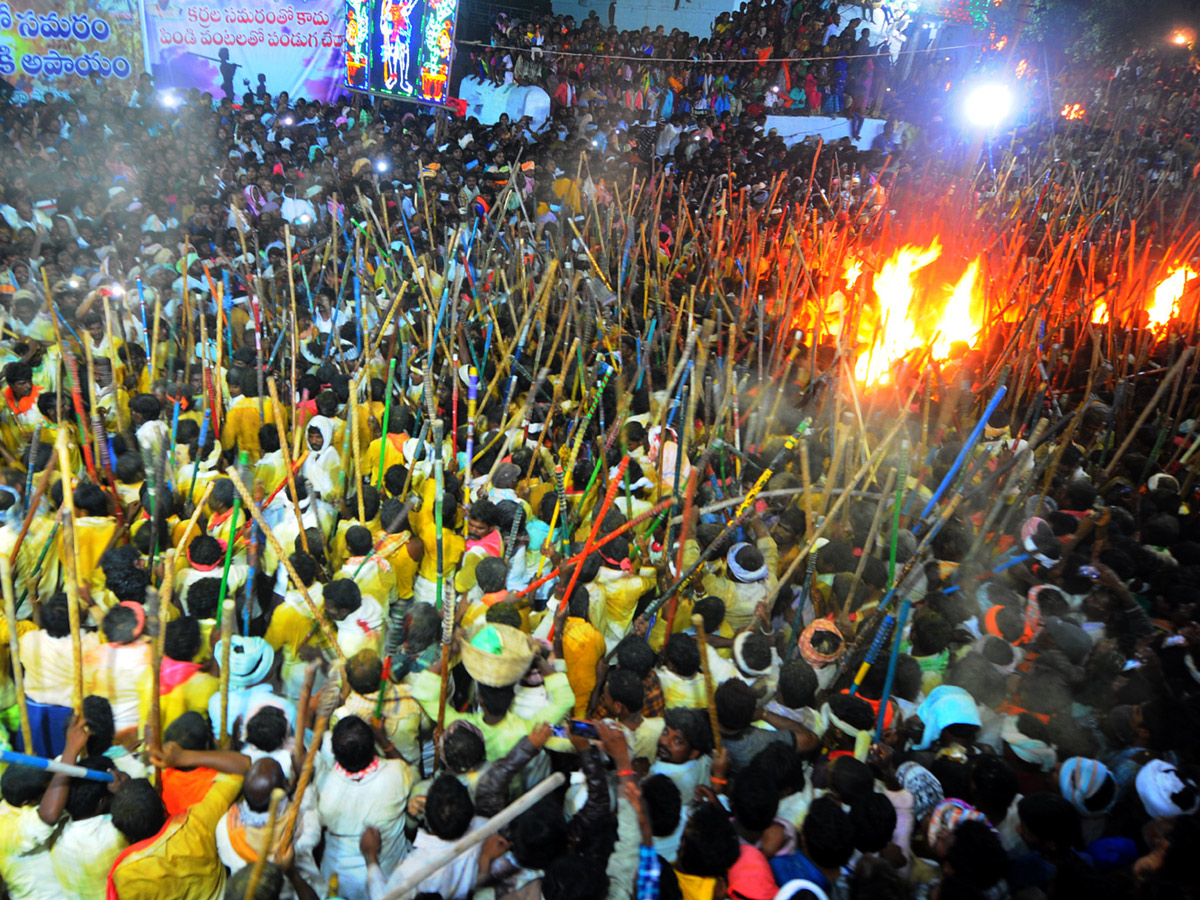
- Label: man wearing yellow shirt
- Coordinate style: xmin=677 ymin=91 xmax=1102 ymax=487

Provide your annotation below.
xmin=264 ymin=551 xmax=329 ymax=698
xmin=1 ymin=360 xmax=43 ymax=456
xmin=253 ymin=425 xmax=290 ymax=501
xmin=587 ymin=534 xmax=662 ymax=649
xmin=158 ymin=617 xmax=220 ymax=732
xmin=339 ymin=524 xmax=398 ymax=608
xmin=553 ymin=585 xmax=607 ymax=717
xmin=375 ymin=497 xmax=422 ymax=603
xmin=366 ymin=428 xmax=408 ymax=487
xmin=329 ymin=487 xmax=382 ymax=570
xmin=687 ymin=515 xmax=780 ymax=631
xmin=222 ymin=368 xmax=278 ymax=462
xmin=411 ymin=474 xmax=465 ymax=607
xmin=108 ymin=743 xmax=252 ymax=900
xmin=205 ymin=479 xmax=246 ymax=549
xmin=67 ymin=481 xmax=120 ymax=593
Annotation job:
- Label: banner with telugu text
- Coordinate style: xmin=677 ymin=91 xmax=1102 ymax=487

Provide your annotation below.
xmin=142 ymin=0 xmax=347 ymax=104
xmin=0 ymin=0 xmax=142 ymax=103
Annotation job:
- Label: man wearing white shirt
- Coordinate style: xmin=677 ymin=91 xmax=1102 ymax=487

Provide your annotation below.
xmin=364 ymin=775 xmax=483 ymax=900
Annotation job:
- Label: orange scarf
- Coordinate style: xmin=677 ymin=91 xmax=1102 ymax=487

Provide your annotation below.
xmin=3 ymin=384 xmax=39 ymax=417
xmin=225 ymin=803 xmax=288 ymax=863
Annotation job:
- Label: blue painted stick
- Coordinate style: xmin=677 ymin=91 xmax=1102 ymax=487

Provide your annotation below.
xmin=221 ymin=270 xmax=234 ymax=357
xmin=916 ymin=385 xmax=1007 ymax=525
xmin=848 ymin=614 xmax=895 ymax=696
xmin=480 ymin=320 xmax=493 ymax=377
xmin=873 ymin=598 xmax=912 ymax=740
xmin=0 ymin=749 xmax=115 ymax=783
xmin=135 ymin=277 xmax=151 ymax=360
xmin=943 ymin=554 xmax=1031 ymax=594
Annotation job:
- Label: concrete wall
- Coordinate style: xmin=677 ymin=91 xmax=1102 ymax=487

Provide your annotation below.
xmin=765 ymin=113 xmax=891 ymax=149
xmin=458 ymin=77 xmax=553 ymax=128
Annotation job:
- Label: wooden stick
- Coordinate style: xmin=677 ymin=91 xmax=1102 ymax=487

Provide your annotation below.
xmin=1102 ymin=345 xmax=1194 ymax=480
xmin=278 ymin=691 xmax=336 ymax=850
xmin=55 ymin=432 xmax=84 ymax=717
xmin=268 ymin=378 xmax=310 ymax=555
xmin=243 ymin=787 xmax=285 ymax=900
xmin=224 ymin=467 xmax=346 ymax=662
xmin=1 ymin=557 xmax=32 ymax=752
xmin=148 ymin=549 xmax=174 ymax=789
xmin=845 ymin=468 xmax=896 ymax=614
xmin=692 ymin=614 xmax=722 ymax=753
xmin=10 ymin=453 xmax=58 ymax=566
xmin=762 ymin=413 xmax=910 ymax=612
xmin=218 ymin=599 xmax=234 ymax=747
xmin=350 ymin=385 xmax=366 ymax=522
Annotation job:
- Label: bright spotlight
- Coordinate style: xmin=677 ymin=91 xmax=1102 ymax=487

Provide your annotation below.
xmin=375 ymin=159 xmax=389 ymax=173
xmin=159 ymin=90 xmax=181 ymax=109
xmin=283 ymin=115 xmax=295 ymax=125
xmin=108 ymin=285 xmax=125 ymax=297
xmin=964 ymin=83 xmax=1013 ymax=128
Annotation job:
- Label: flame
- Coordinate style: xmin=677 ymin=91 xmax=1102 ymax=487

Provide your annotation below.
xmin=1147 ymin=266 xmax=1198 ymax=329
xmin=852 ymin=245 xmax=987 ymax=384
xmin=993 ymin=36 xmax=1007 ymax=50
xmin=1060 ymin=103 xmax=1085 ymax=120
xmin=932 ymin=260 xmax=983 ymax=359
xmin=844 ymin=257 xmax=863 ymax=286
xmin=1015 ymin=59 xmax=1028 ymax=78
xmin=855 ymin=243 xmax=942 ymax=384
xmin=1092 ymin=296 xmax=1109 ymax=324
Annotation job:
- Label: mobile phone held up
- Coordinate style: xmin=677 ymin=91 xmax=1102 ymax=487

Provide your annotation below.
xmin=550 ymin=719 xmax=601 ymax=740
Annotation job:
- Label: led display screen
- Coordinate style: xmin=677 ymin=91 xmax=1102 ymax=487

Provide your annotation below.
xmin=345 ymin=0 xmax=456 ymax=104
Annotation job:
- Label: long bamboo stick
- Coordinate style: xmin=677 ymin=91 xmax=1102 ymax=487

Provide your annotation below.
xmin=54 ymin=432 xmax=84 ymax=717
xmin=379 ymin=773 xmax=567 ymax=900
xmin=1 ymin=557 xmax=32 ymax=752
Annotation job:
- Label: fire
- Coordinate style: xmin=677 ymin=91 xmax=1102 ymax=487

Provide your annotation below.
xmin=1147 ymin=266 xmax=1198 ymax=329
xmin=853 ymin=244 xmax=986 ymax=384
xmin=855 ymin=243 xmax=941 ymax=384
xmin=844 ymin=257 xmax=863 ymax=286
xmin=1061 ymin=103 xmax=1085 ymax=120
xmin=933 ymin=260 xmax=983 ymax=359
xmin=1015 ymin=59 xmax=1028 ymax=78
xmin=1092 ymin=296 xmax=1109 ymax=325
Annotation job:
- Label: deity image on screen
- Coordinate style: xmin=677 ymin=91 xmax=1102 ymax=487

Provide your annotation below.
xmin=345 ymin=0 xmax=369 ymax=88
xmin=417 ymin=0 xmax=454 ymax=102
xmin=380 ymin=0 xmax=419 ymax=94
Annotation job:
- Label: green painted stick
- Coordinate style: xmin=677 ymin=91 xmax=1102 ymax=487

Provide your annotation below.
xmin=887 ymin=443 xmax=909 ymax=589
xmin=215 ymin=451 xmax=248 ymax=627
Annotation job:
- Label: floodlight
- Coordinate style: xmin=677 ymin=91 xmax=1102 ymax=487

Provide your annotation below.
xmin=964 ymin=83 xmax=1012 ymax=128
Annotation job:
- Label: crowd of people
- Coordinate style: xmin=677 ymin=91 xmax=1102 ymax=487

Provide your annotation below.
xmin=0 ymin=4 xmax=1198 ymax=900
xmin=469 ymin=0 xmax=899 ymax=123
